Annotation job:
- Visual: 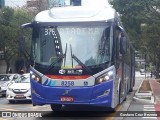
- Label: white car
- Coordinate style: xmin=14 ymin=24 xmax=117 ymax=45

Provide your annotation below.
xmin=0 ymin=74 xmax=20 ymax=97
xmin=6 ymin=73 xmax=31 ymax=103
xmin=140 ymin=69 xmax=145 ymax=75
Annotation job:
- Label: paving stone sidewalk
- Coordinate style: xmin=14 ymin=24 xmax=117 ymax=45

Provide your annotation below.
xmin=149 ymin=79 xmax=160 ymax=103
xmin=149 ymin=79 xmax=160 ymax=120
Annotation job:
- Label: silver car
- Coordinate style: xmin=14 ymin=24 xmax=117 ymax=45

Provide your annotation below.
xmin=0 ymin=74 xmax=20 ymax=97
xmin=6 ymin=73 xmax=31 ymax=103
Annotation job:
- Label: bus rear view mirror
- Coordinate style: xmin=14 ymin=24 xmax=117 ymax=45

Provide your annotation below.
xmin=21 ymin=23 xmax=33 ymax=28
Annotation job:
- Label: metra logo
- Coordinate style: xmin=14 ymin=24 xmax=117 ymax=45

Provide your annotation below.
xmin=59 ymin=69 xmax=66 ymax=74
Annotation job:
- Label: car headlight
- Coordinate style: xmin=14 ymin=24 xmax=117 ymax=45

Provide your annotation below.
xmin=95 ymin=70 xmax=114 ymax=85
xmin=30 ymin=71 xmax=42 ymax=84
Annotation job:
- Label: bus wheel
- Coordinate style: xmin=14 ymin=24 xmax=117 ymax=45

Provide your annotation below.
xmin=110 ymin=107 xmax=116 ymax=112
xmin=124 ymin=84 xmax=127 ymax=101
xmin=50 ymin=104 xmax=62 ymax=111
xmin=118 ymin=83 xmax=121 ymax=104
xmin=129 ymin=87 xmax=133 ymax=92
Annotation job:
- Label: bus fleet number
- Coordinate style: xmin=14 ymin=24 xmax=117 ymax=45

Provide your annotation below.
xmin=61 ymin=81 xmax=74 ymax=86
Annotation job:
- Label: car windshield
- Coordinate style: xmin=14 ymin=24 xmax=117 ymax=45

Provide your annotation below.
xmin=15 ymin=75 xmax=30 ymax=83
xmin=32 ymin=24 xmax=111 ymax=68
xmin=0 ymin=75 xmax=10 ymax=81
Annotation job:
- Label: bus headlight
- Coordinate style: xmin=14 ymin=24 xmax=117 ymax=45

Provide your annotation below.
xmin=30 ymin=71 xmax=42 ymax=84
xmin=95 ymin=70 xmax=114 ymax=85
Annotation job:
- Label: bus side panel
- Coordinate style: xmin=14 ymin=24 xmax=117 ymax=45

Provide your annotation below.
xmin=124 ymin=63 xmax=130 ymax=94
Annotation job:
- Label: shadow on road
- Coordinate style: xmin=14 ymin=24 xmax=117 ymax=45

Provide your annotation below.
xmin=41 ymin=105 xmax=115 ymax=118
xmin=8 ymin=100 xmax=32 ymax=104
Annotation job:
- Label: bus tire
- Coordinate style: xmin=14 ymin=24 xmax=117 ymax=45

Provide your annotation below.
xmin=118 ymin=83 xmax=121 ymax=104
xmin=124 ymin=83 xmax=127 ymax=101
xmin=129 ymin=87 xmax=133 ymax=92
xmin=50 ymin=104 xmax=62 ymax=111
xmin=129 ymin=80 xmax=133 ymax=92
xmin=111 ymin=107 xmax=116 ymax=112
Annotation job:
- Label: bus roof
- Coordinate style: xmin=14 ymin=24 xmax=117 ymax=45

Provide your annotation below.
xmin=34 ymin=5 xmax=116 ymax=23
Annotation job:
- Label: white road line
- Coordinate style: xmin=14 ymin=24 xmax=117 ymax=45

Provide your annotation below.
xmin=143 ymin=104 xmax=157 ymax=119
xmin=142 ymin=117 xmax=157 ymax=119
xmin=144 ymin=106 xmax=155 ymax=108
xmin=144 ymin=105 xmax=154 ymax=106
xmin=143 ymin=109 xmax=155 ymax=112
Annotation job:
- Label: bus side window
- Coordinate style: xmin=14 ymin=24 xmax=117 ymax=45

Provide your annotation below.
xmin=120 ymin=33 xmax=127 ymax=54
xmin=114 ymin=29 xmax=120 ymax=59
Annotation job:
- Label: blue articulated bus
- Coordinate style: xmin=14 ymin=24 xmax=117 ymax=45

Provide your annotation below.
xmin=21 ymin=3 xmax=135 ymax=111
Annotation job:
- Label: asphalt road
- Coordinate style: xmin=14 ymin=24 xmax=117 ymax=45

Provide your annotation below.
xmin=0 ymin=75 xmax=157 ymax=120
xmin=0 ymin=97 xmax=119 ymax=120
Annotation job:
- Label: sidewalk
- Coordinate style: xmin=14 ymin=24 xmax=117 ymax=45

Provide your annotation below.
xmin=149 ymin=79 xmax=160 ymax=120
xmin=150 ymin=79 xmax=160 ymax=104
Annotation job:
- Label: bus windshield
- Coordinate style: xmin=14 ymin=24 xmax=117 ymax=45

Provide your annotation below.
xmin=32 ymin=24 xmax=111 ymax=68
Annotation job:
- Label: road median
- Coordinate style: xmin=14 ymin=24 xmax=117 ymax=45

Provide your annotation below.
xmin=133 ymin=79 xmax=154 ymax=103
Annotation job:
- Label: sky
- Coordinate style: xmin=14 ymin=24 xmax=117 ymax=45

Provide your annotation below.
xmin=5 ymin=0 xmax=27 ymax=7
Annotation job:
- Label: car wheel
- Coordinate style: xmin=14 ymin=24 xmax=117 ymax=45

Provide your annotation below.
xmin=9 ymin=100 xmax=15 ymax=104
xmin=50 ymin=104 xmax=62 ymax=111
xmin=2 ymin=94 xmax=6 ymax=97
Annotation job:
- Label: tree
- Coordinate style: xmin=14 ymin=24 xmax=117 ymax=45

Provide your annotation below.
xmin=0 ymin=7 xmax=33 ymax=73
xmin=24 ymin=0 xmax=49 ymax=16
xmin=110 ymin=0 xmax=160 ymax=74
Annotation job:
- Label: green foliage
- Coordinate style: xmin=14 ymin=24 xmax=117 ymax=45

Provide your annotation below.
xmin=0 ymin=7 xmax=14 ymax=25
xmin=0 ymin=7 xmax=33 ymax=73
xmin=110 ymin=0 xmax=160 ymax=71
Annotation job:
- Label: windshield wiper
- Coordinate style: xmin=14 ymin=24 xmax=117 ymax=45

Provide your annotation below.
xmin=44 ymin=54 xmax=65 ymax=74
xmin=72 ymin=54 xmax=92 ymax=74
xmin=45 ymin=43 xmax=68 ymax=74
xmin=69 ymin=44 xmax=92 ymax=74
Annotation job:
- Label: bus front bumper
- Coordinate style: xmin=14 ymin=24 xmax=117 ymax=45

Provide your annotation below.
xmin=31 ymin=80 xmax=113 ymax=108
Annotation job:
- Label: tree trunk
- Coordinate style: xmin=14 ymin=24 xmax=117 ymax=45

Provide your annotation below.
xmin=5 ymin=60 xmax=10 ymax=74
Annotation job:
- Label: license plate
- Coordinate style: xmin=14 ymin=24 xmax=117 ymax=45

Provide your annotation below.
xmin=15 ymin=95 xmax=24 ymax=98
xmin=60 ymin=96 xmax=74 ymax=102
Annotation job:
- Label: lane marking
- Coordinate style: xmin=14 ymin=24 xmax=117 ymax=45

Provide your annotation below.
xmin=105 ymin=104 xmax=122 ymax=120
xmin=143 ymin=104 xmax=157 ymax=119
xmin=0 ymin=108 xmax=19 ymax=111
xmin=142 ymin=117 xmax=157 ymax=119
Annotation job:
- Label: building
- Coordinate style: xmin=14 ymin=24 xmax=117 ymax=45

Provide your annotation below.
xmin=48 ymin=0 xmax=88 ymax=7
xmin=48 ymin=0 xmax=65 ymax=7
xmin=5 ymin=0 xmax=27 ymax=7
xmin=48 ymin=0 xmax=110 ymax=7
xmin=0 ymin=0 xmax=5 ymax=8
xmin=26 ymin=0 xmax=48 ymax=15
xmin=70 ymin=0 xmax=81 ymax=6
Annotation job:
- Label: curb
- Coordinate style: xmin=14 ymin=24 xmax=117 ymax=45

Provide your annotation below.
xmin=133 ymin=95 xmax=154 ymax=103
xmin=133 ymin=80 xmax=154 ymax=103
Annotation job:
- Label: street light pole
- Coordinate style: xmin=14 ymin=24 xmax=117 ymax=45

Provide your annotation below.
xmin=145 ymin=53 xmax=147 ymax=79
